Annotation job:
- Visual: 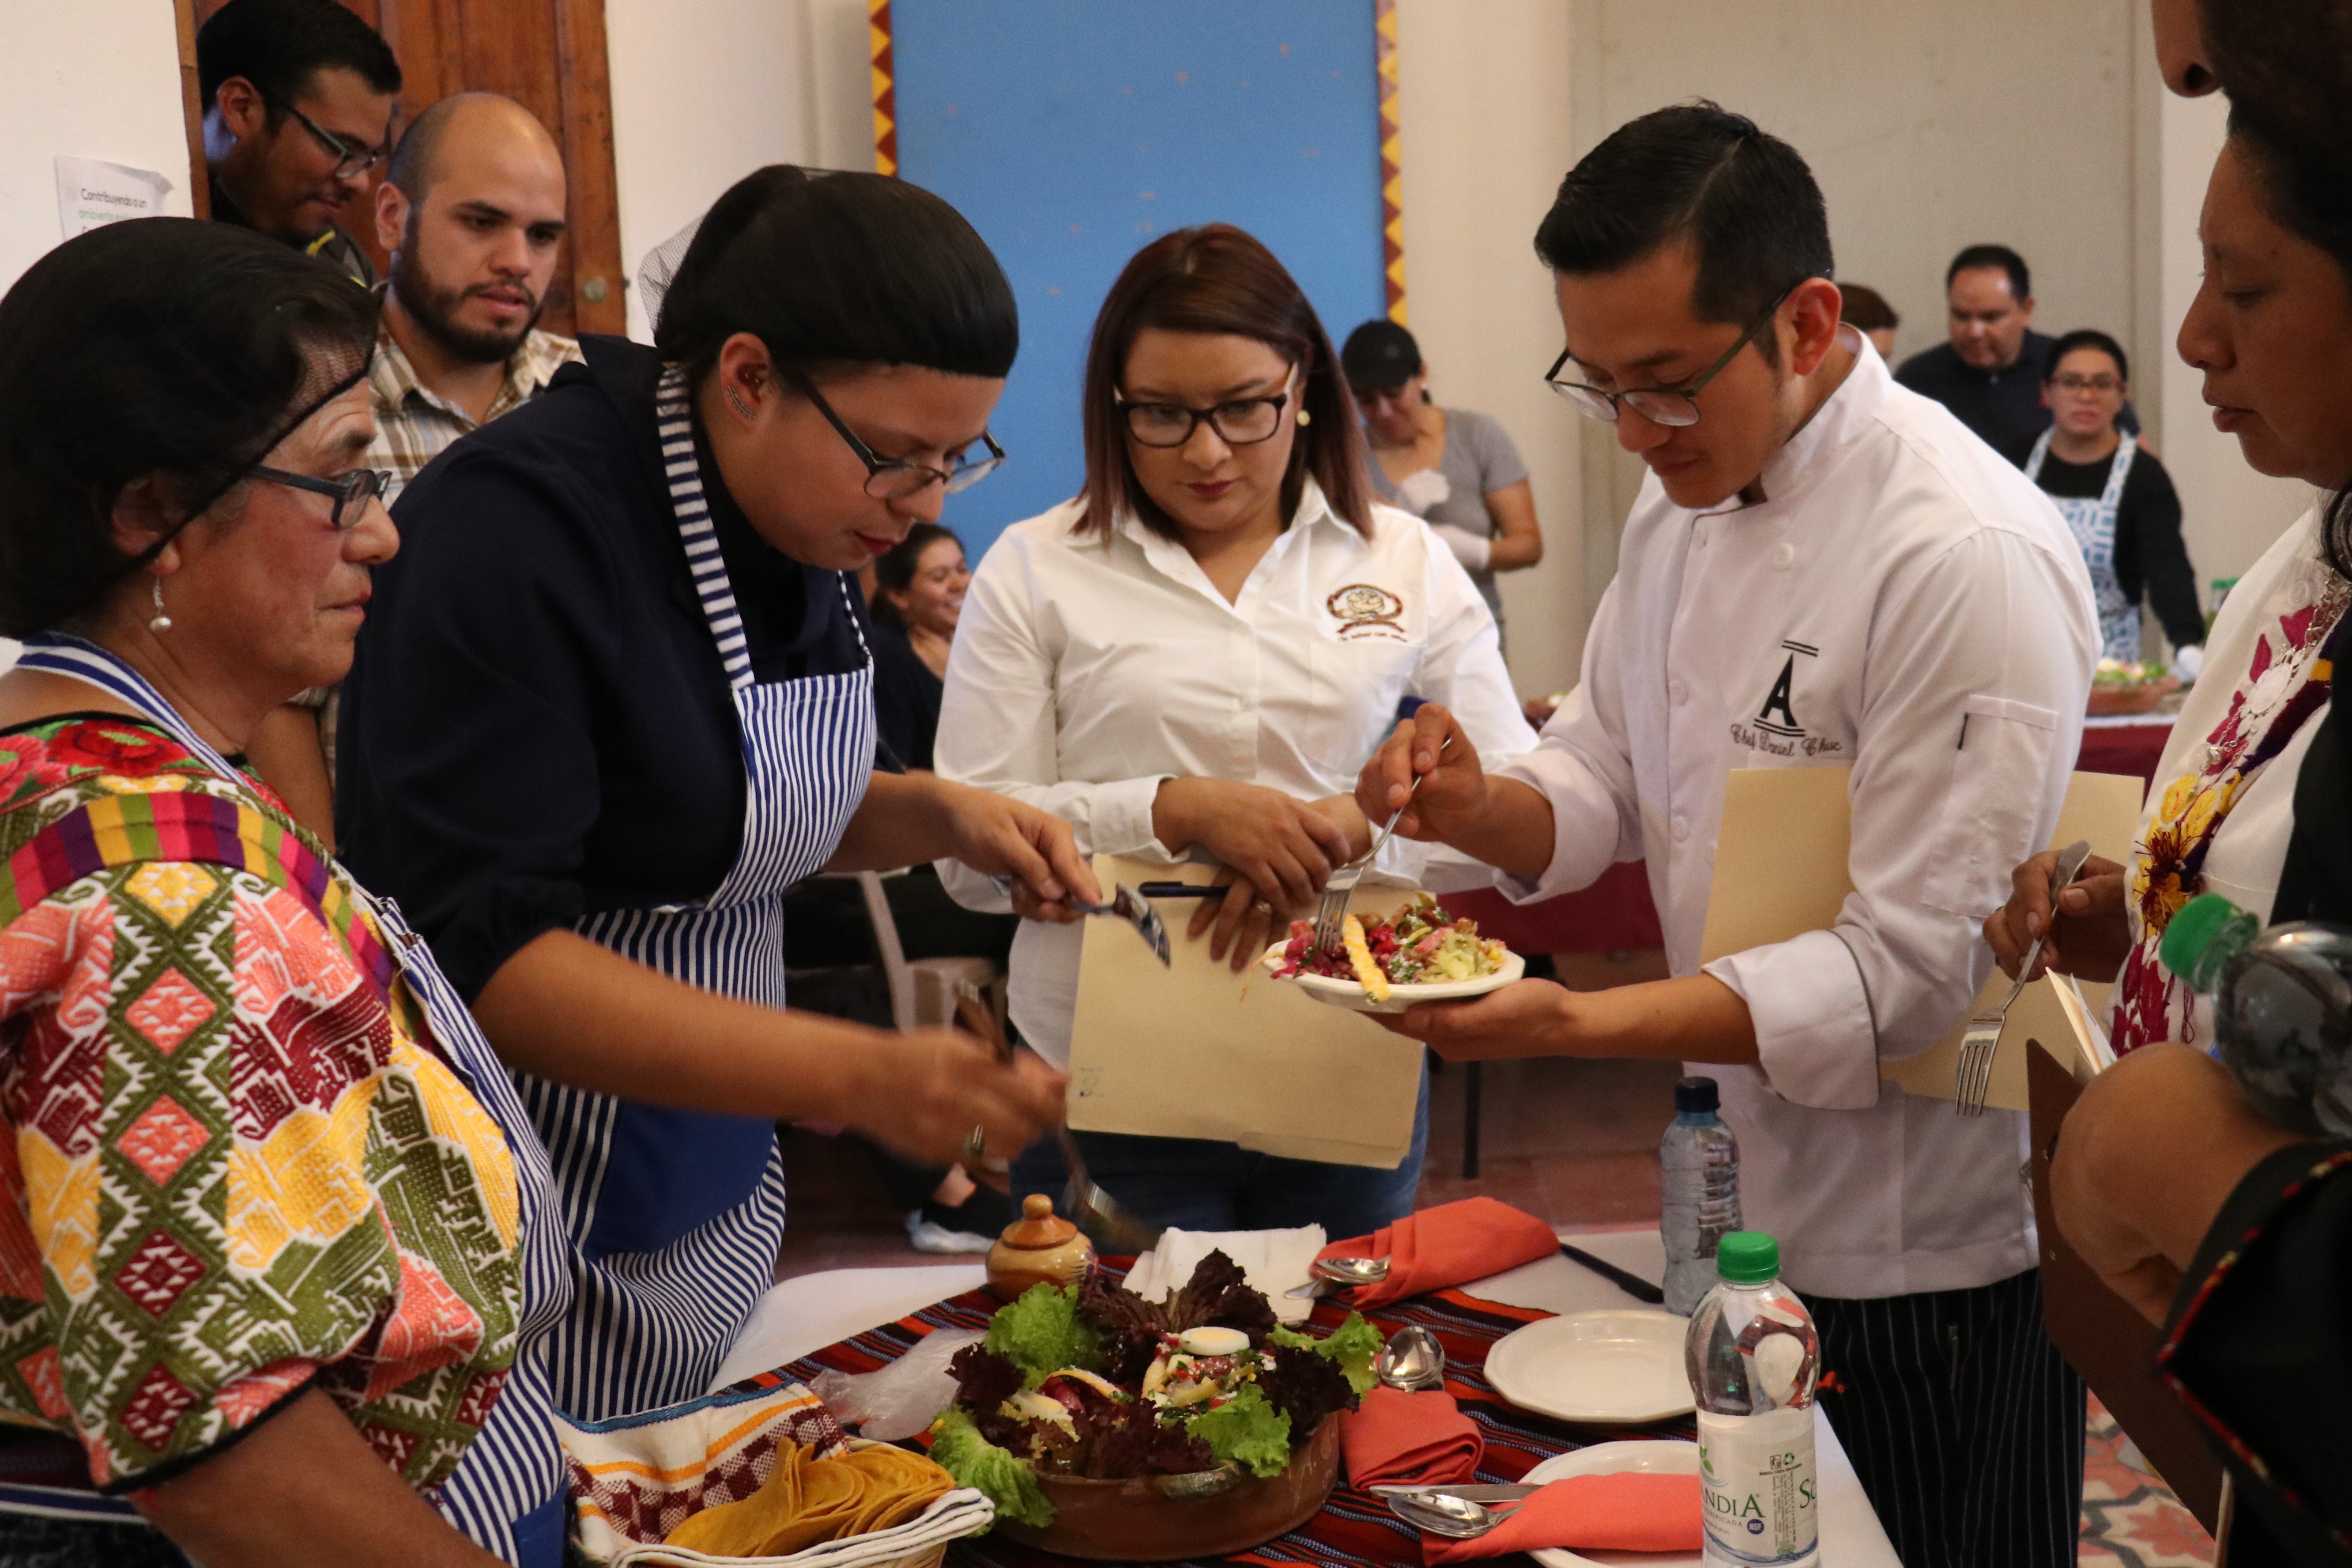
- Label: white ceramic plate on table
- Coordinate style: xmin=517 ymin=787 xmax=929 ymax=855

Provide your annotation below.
xmin=1520 ymin=1440 xmax=1702 ymax=1568
xmin=1260 ymin=942 xmax=1524 ymax=1014
xmin=1483 ymin=1310 xmax=1695 ymax=1425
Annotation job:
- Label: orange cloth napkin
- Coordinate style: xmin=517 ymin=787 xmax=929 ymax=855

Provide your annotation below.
xmin=1321 ymin=1197 xmax=1558 ymax=1308
xmin=1422 ymin=1473 xmax=1704 ymax=1561
xmin=1340 ymin=1385 xmax=1482 ymax=1488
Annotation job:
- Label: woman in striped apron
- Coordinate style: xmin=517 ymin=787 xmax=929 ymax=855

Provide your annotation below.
xmin=335 ymin=167 xmax=1084 ymax=1425
xmin=0 ymin=219 xmax=569 ymax=1565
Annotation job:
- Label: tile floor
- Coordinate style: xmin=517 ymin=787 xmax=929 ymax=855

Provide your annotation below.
xmin=772 ymin=948 xmax=2216 ymax=1561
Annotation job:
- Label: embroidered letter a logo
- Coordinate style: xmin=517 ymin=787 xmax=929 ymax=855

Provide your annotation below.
xmin=1756 ymin=656 xmax=1799 ymax=733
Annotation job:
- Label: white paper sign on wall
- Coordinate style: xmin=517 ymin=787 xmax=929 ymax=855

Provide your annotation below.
xmin=53 ymin=155 xmax=175 ymax=239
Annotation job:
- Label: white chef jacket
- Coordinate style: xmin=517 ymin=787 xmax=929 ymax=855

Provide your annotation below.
xmin=937 ymin=478 xmax=1536 ymax=1069
xmin=1496 ymin=336 xmax=2098 ymax=1299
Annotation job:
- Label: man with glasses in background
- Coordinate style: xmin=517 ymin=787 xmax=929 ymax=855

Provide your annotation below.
xmin=198 ymin=0 xmax=402 ymax=286
xmin=1357 ymin=102 xmax=2099 ymax=1568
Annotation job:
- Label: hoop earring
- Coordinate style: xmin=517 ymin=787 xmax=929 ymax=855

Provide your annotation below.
xmin=148 ymin=577 xmax=172 ymax=634
xmin=1296 ymin=408 xmax=1312 ymax=427
xmin=725 ymin=385 xmax=756 ymax=420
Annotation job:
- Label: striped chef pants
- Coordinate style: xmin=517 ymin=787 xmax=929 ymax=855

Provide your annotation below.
xmin=1803 ymin=1269 xmax=2086 ymax=1568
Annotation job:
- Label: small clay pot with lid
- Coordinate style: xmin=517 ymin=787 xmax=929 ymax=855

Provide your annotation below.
xmin=988 ymin=1194 xmax=1096 ymax=1301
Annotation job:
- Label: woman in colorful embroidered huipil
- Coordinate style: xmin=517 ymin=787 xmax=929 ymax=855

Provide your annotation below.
xmin=1984 ymin=80 xmax=2352 ymax=1060
xmin=0 ymin=220 xmax=573 ymax=1566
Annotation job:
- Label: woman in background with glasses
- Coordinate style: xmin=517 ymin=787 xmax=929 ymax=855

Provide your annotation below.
xmin=935 ymin=224 xmax=1534 ymax=1234
xmin=335 ymin=166 xmax=1083 ymax=1424
xmin=2002 ymin=329 xmax=2205 ymax=677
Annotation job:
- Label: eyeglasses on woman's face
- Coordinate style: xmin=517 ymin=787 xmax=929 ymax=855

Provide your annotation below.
xmin=1115 ymin=384 xmax=1296 ymax=449
xmin=1543 ymin=282 xmax=1803 ymax=429
xmin=787 ymin=368 xmax=1005 ymax=499
xmin=249 ymin=464 xmax=393 ymax=528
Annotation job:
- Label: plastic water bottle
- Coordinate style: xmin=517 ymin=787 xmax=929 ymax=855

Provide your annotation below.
xmin=1687 ymin=1232 xmax=1820 ymax=1568
xmin=2160 ymin=892 xmax=2352 ymax=1135
xmin=1660 ymin=1076 xmax=1742 ymax=1316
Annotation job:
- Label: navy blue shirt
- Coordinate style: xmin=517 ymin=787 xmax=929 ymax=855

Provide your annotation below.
xmin=1895 ymin=329 xmax=2140 ymax=452
xmin=337 ymin=335 xmax=871 ymax=999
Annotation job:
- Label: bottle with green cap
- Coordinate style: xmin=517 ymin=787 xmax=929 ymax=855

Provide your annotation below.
xmin=1686 ymin=1231 xmax=1819 ymax=1567
xmin=2159 ymin=892 xmax=2352 ymax=1135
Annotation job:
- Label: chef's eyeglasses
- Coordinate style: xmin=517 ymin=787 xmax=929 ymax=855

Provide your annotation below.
xmin=249 ymin=464 xmax=393 ymax=528
xmin=1115 ymin=390 xmax=1292 ymax=449
xmin=264 ymin=92 xmax=391 ymax=182
xmin=1543 ymin=281 xmax=1804 ymax=428
xmin=786 ymin=369 xmax=1006 ymax=499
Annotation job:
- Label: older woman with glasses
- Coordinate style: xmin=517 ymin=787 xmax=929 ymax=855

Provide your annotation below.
xmin=0 ymin=218 xmax=574 ymax=1566
xmin=334 ymin=166 xmax=1082 ymax=1428
xmin=935 ymin=224 xmax=1533 ymax=1236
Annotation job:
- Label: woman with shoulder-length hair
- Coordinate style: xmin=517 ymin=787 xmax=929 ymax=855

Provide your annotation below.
xmin=935 ymin=224 xmax=1534 ymax=1233
xmin=0 ymin=217 xmax=571 ymax=1565
xmin=334 ymin=166 xmax=1084 ymax=1424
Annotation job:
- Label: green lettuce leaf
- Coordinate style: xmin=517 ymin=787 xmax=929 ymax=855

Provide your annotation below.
xmin=1264 ymin=1312 xmax=1384 ymax=1395
xmin=1317 ymin=1312 xmax=1384 ymax=1396
xmin=1184 ymin=1383 xmax=1293 ymax=1479
xmin=929 ymin=1407 xmax=1053 ymax=1529
xmin=984 ymin=1282 xmax=1103 ymax=1385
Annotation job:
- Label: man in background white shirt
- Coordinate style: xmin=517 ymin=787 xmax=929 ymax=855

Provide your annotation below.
xmin=1359 ymin=103 xmax=2097 ymax=1568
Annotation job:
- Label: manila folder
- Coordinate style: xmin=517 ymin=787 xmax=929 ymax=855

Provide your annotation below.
xmin=1696 ymin=767 xmax=2142 ymax=1109
xmin=1066 ymin=855 xmax=1425 ymax=1168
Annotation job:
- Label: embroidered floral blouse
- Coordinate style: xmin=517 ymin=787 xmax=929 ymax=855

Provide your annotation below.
xmin=0 ymin=715 xmax=524 ymax=1492
xmin=2115 ymin=509 xmax=2347 ymax=1052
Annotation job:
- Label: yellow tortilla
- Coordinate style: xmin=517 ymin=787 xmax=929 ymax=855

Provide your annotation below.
xmin=1342 ymin=914 xmax=1389 ymax=1002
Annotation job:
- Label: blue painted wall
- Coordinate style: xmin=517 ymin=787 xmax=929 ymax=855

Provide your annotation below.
xmin=893 ymin=0 xmax=1387 ymax=562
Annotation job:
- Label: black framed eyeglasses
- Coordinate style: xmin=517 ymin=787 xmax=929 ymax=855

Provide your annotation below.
xmin=250 ymin=464 xmax=392 ymax=529
xmin=1115 ymin=390 xmax=1293 ymax=449
xmin=786 ymin=369 xmax=1005 ymax=499
xmin=265 ymin=93 xmax=390 ymax=181
xmin=1544 ymin=282 xmax=1804 ymax=428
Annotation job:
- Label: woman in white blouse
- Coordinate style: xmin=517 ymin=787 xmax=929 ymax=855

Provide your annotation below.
xmin=937 ymin=225 xmax=1533 ymax=1233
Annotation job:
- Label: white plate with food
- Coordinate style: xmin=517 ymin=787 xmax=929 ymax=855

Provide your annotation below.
xmin=1483 ymin=1310 xmax=1695 ymax=1425
xmin=1262 ymin=894 xmax=1523 ymax=1014
xmin=1519 ymin=1440 xmax=1703 ymax=1568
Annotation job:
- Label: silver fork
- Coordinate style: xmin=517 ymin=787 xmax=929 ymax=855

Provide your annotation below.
xmin=1956 ymin=838 xmax=2092 ymax=1116
xmin=1312 ymin=736 xmax=1452 ymax=958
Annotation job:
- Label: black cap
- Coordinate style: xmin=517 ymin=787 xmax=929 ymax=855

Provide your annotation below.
xmin=1674 ymin=1076 xmax=1719 ymax=1113
xmin=1342 ymin=318 xmax=1422 ymax=391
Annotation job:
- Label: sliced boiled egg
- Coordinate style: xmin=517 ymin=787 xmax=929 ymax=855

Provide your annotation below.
xmin=1003 ymin=1388 xmax=1076 ymax=1433
xmin=1177 ymin=1326 xmax=1251 ymax=1357
xmin=1055 ymin=1367 xmax=1127 ymax=1401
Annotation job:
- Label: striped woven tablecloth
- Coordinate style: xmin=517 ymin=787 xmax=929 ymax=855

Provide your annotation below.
xmin=740 ymin=1259 xmax=1694 ymax=1568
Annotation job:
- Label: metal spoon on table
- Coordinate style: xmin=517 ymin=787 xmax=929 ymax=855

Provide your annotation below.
xmin=1283 ymin=1254 xmax=1392 ymax=1300
xmin=1384 ymin=1488 xmax=1504 ymax=1539
xmin=1374 ymin=1323 xmax=1446 ymax=1392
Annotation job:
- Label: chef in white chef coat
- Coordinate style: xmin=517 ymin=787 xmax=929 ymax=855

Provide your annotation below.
xmin=1358 ymin=105 xmax=2099 ymax=1568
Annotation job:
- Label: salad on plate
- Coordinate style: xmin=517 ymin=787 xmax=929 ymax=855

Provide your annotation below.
xmin=928 ymin=1251 xmax=1380 ymax=1528
xmin=1270 ymin=893 xmax=1511 ymax=1004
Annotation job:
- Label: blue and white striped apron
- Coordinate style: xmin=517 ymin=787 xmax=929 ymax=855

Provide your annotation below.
xmin=2026 ymin=427 xmax=2141 ymax=661
xmin=11 ymin=635 xmax=574 ymax=1567
xmin=518 ymin=365 xmax=875 ymax=1422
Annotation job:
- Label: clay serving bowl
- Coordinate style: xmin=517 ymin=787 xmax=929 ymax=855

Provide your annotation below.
xmin=996 ymin=1416 xmax=1339 ymax=1561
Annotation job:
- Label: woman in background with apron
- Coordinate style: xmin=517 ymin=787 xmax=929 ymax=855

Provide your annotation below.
xmin=2008 ymin=328 xmax=2206 ymax=676
xmin=336 ymin=167 xmax=1085 ymax=1420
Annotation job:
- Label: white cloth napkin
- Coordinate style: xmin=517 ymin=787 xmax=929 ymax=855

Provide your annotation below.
xmin=1123 ymin=1225 xmax=1327 ymax=1325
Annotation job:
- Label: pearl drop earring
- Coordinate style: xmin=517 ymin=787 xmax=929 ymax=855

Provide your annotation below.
xmin=148 ymin=577 xmax=173 ymax=634
xmin=1296 ymin=407 xmax=1312 ymax=427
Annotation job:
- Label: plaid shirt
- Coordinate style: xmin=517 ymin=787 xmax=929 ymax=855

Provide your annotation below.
xmin=365 ymin=320 xmax=583 ymax=497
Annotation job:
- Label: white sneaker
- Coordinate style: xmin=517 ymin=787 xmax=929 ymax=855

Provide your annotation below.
xmin=905 ymin=1209 xmax=994 ymax=1255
